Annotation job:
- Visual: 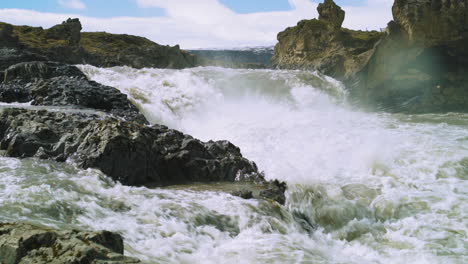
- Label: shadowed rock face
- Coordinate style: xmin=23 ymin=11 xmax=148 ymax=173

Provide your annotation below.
xmin=392 ymin=0 xmax=468 ymax=44
xmin=0 ymin=222 xmax=140 ymax=264
xmin=352 ymin=0 xmax=468 ymax=112
xmin=46 ymin=18 xmax=82 ymax=46
xmin=274 ymin=0 xmax=468 ymax=113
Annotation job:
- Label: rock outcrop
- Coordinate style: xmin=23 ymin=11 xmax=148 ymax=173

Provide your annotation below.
xmin=0 ymin=108 xmax=285 ymax=203
xmin=0 ymin=59 xmax=286 ymax=204
xmin=317 ymin=0 xmax=345 ymax=29
xmin=81 ymin=32 xmax=196 ymax=69
xmin=0 ymin=61 xmax=147 ymax=124
xmin=352 ymin=0 xmax=468 ymax=112
xmin=273 ymin=0 xmax=468 ymax=113
xmin=0 ymin=222 xmax=139 ymax=264
xmin=0 ymin=19 xmax=196 ymax=69
xmin=272 ymin=0 xmax=383 ymax=79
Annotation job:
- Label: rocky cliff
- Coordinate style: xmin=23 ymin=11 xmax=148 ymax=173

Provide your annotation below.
xmin=272 ymin=0 xmax=383 ymax=79
xmin=0 ymin=18 xmax=196 ymax=69
xmin=273 ymin=0 xmax=468 ymax=113
xmin=353 ymin=0 xmax=468 ymax=112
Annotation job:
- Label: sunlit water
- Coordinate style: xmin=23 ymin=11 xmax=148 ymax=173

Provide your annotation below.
xmin=0 ymin=65 xmax=466 ymax=263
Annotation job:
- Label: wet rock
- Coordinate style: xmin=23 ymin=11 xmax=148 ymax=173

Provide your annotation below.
xmin=0 ymin=62 xmax=147 ymax=124
xmin=0 ymin=222 xmax=140 ymax=264
xmin=3 ymin=61 xmax=86 ymax=82
xmin=0 ymin=109 xmax=285 ymax=203
xmin=0 ymin=48 xmax=48 ymax=71
xmin=231 ymin=189 xmax=254 ymax=199
xmin=258 ymin=180 xmax=287 ymax=205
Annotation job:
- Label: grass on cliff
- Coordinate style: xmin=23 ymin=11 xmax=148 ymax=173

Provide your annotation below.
xmin=4 ymin=23 xmax=67 ymax=50
xmin=80 ymin=32 xmax=158 ymax=56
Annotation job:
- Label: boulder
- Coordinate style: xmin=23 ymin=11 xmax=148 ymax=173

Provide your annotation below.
xmin=3 ymin=61 xmax=86 ymax=82
xmin=0 ymin=222 xmax=139 ymax=264
xmin=0 ymin=108 xmax=285 ymax=203
xmin=0 ymin=61 xmax=147 ymax=124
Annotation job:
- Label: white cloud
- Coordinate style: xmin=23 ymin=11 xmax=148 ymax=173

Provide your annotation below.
xmin=341 ymin=0 xmax=393 ymax=31
xmin=58 ymin=0 xmax=86 ymax=10
xmin=1 ymin=0 xmax=393 ymax=48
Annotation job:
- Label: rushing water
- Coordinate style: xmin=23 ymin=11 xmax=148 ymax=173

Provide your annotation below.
xmin=1 ymin=66 xmax=467 ymax=263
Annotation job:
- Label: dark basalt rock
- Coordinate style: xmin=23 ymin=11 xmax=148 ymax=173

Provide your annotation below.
xmin=0 ymin=48 xmax=48 ymax=71
xmin=0 ymin=108 xmax=285 ymax=203
xmin=0 ymin=222 xmax=140 ymax=264
xmin=0 ymin=61 xmax=147 ymax=124
xmin=3 ymin=61 xmax=86 ymax=82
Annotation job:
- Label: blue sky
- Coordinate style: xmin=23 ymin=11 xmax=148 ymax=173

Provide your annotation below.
xmin=0 ymin=0 xmax=368 ymax=17
xmin=0 ymin=0 xmax=392 ymax=48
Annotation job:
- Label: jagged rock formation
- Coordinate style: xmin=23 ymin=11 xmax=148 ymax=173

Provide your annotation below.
xmin=0 ymin=19 xmax=196 ymax=69
xmin=352 ymin=0 xmax=468 ymax=112
xmin=273 ymin=0 xmax=468 ymax=113
xmin=317 ymin=0 xmax=345 ymax=29
xmin=272 ymin=0 xmax=383 ymax=78
xmin=0 ymin=222 xmax=140 ymax=264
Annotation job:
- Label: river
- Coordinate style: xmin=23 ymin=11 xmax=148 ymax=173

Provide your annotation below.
xmin=0 ymin=66 xmax=466 ymax=263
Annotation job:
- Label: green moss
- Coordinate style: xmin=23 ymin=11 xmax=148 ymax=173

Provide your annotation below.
xmin=80 ymin=32 xmax=156 ymax=56
xmin=297 ymin=19 xmax=329 ymax=31
xmin=11 ymin=24 xmax=68 ymax=50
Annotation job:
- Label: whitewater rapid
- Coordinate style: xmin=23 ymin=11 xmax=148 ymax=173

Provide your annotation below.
xmin=0 ymin=66 xmax=466 ymax=263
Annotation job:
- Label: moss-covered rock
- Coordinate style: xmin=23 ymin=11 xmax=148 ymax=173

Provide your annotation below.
xmin=81 ymin=31 xmax=196 ymax=69
xmin=1 ymin=18 xmax=196 ymax=69
xmin=0 ymin=222 xmax=140 ymax=264
xmin=272 ymin=13 xmax=382 ymax=79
